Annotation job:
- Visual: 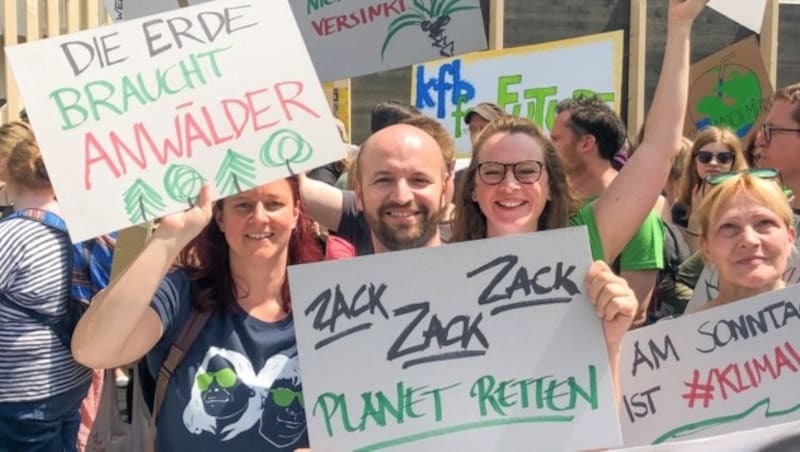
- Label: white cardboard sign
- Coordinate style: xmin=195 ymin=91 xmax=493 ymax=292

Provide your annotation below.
xmin=6 ymin=0 xmax=344 ymax=242
xmin=620 ymin=285 xmax=800 ymax=447
xmin=411 ymin=31 xmax=623 ymax=157
xmin=708 ymin=0 xmax=767 ymax=34
xmin=103 ymin=0 xmax=488 ymax=83
xmin=288 ymin=227 xmax=622 ymax=451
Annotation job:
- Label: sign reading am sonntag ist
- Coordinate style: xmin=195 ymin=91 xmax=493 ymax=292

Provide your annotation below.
xmin=289 ymin=227 xmax=623 ymax=452
xmin=6 ymin=0 xmax=343 ymax=242
xmin=620 ymin=284 xmax=800 ymax=447
xmin=412 ymin=31 xmax=623 ymax=157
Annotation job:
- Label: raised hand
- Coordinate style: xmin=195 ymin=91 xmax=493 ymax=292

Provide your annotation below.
xmin=668 ymin=0 xmax=709 ymax=26
xmin=584 ymin=260 xmax=638 ymax=349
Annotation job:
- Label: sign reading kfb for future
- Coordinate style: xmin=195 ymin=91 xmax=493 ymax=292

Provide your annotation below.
xmin=289 ymin=227 xmax=623 ymax=451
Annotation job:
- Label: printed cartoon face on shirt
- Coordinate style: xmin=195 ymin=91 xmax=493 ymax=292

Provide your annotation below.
xmin=182 ymin=345 xmax=306 ymax=447
xmin=196 ymin=355 xmax=255 ymax=419
xmin=259 ymin=356 xmax=306 ymax=447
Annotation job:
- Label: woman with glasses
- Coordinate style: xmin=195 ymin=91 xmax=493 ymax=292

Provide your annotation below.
xmin=674 ymin=126 xmax=747 ymax=250
xmin=72 ymin=178 xmax=322 ymax=451
xmin=690 ymin=169 xmax=796 ymax=311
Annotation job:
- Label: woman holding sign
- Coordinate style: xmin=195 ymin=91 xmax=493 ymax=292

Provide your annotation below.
xmin=450 ymin=0 xmax=708 ymax=392
xmin=694 ymin=170 xmax=796 ymax=310
xmin=72 ymin=178 xmax=322 ymax=451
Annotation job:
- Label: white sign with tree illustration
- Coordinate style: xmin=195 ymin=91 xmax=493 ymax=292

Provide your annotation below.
xmin=7 ymin=0 xmax=343 ymax=242
xmin=104 ymin=0 xmax=487 ymax=82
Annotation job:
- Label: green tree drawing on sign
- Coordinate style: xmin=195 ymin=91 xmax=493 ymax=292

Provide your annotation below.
xmin=381 ymin=0 xmax=478 ymax=61
xmin=215 ymin=149 xmax=257 ymax=197
xmin=123 ymin=178 xmax=166 ymax=224
xmin=260 ymin=129 xmax=314 ymax=176
xmin=163 ymin=164 xmax=205 ymax=207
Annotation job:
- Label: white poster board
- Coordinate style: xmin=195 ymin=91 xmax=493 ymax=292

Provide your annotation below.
xmin=707 ymin=0 xmax=767 ymax=33
xmin=288 ymin=227 xmax=622 ymax=451
xmin=620 ymin=284 xmax=800 ymax=447
xmin=411 ymin=31 xmax=623 ymax=157
xmin=103 ymin=0 xmax=488 ymax=83
xmin=614 ymin=419 xmax=800 ymax=451
xmin=6 ymin=0 xmax=344 ymax=242
xmin=686 ymin=213 xmax=800 ymax=313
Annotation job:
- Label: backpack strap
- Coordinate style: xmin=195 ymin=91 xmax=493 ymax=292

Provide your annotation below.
xmin=0 ymin=209 xmax=75 ymax=335
xmin=150 ymin=307 xmax=213 ymax=429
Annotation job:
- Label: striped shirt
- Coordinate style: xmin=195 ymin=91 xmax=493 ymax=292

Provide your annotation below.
xmin=0 ymin=217 xmax=92 ymax=402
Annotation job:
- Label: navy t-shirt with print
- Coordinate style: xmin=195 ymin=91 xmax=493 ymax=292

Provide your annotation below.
xmin=147 ymin=270 xmax=309 ymax=451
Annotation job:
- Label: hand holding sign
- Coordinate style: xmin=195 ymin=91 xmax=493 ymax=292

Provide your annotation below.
xmin=155 ymin=183 xmax=213 ymax=247
xmin=585 ymin=260 xmax=637 ymax=348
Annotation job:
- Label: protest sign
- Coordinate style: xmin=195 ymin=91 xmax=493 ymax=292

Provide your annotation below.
xmin=613 ymin=418 xmax=800 ymax=451
xmin=411 ymin=31 xmax=623 ymax=157
xmin=684 ymin=36 xmax=773 ymax=145
xmin=707 ymin=0 xmax=767 ymax=33
xmin=6 ymin=0 xmax=344 ymax=242
xmin=620 ymin=285 xmax=800 ymax=447
xmin=686 ymin=213 xmax=800 ymax=313
xmin=288 ymin=227 xmax=623 ymax=451
xmin=323 ymin=79 xmax=351 ymax=141
xmin=103 ymin=0 xmax=487 ymax=83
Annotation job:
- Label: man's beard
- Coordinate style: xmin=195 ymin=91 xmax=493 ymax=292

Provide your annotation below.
xmin=364 ymin=201 xmax=440 ymax=251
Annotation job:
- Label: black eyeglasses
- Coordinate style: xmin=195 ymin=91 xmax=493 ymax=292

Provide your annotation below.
xmin=694 ymin=150 xmax=734 ymax=165
xmin=760 ymin=123 xmax=800 ymax=145
xmin=477 ymin=160 xmax=544 ymax=185
xmin=707 ymin=167 xmax=793 ymax=198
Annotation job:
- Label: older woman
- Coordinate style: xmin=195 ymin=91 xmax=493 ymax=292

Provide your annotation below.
xmin=694 ymin=170 xmax=796 ymax=310
xmin=72 ymin=178 xmax=323 ymax=451
xmin=0 ymin=139 xmax=90 ymax=451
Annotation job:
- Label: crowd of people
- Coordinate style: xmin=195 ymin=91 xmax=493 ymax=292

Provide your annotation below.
xmin=2 ymin=0 xmax=800 ymax=450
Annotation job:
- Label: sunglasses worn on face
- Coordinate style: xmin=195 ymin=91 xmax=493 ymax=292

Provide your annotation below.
xmin=477 ymin=160 xmax=544 ymax=185
xmin=695 ymin=150 xmax=734 ymax=165
xmin=760 ymin=123 xmax=800 ymax=145
xmin=707 ymin=167 xmax=793 ymax=198
xmin=270 ymin=388 xmax=304 ymax=407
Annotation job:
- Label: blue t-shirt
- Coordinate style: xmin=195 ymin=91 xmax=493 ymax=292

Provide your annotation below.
xmin=147 ymin=270 xmax=308 ymax=451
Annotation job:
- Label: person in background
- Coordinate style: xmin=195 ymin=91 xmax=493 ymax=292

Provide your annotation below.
xmin=675 ymin=125 xmax=747 ymax=250
xmin=464 ymin=102 xmax=506 ymax=145
xmin=0 ymin=121 xmax=35 ymax=217
xmin=756 ymin=83 xmax=800 ymax=215
xmin=0 ymin=139 xmax=91 ymax=451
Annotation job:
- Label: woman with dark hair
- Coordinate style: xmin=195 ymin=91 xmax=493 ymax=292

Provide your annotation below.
xmin=0 ymin=139 xmax=90 ymax=451
xmin=72 ymin=178 xmax=323 ymax=451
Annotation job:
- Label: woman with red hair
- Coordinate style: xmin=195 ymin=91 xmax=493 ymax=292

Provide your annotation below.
xmin=72 ymin=178 xmax=322 ymax=451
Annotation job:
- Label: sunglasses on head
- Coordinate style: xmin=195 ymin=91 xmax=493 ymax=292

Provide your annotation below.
xmin=707 ymin=167 xmax=793 ymax=198
xmin=694 ymin=150 xmax=734 ymax=165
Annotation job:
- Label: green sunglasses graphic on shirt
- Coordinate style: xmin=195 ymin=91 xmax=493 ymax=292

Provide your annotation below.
xmin=269 ymin=387 xmax=304 ymax=407
xmin=196 ymin=368 xmax=238 ymax=391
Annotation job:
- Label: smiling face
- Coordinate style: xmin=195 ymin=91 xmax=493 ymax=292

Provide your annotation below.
xmin=215 ymin=179 xmax=299 ymax=267
xmin=701 ymin=190 xmax=796 ymax=294
xmin=472 ymin=132 xmax=550 ymax=238
xmin=354 ymin=124 xmax=446 ymax=252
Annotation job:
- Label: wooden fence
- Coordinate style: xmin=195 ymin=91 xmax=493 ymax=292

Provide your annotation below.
xmin=1 ymin=0 xmax=110 ymax=123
